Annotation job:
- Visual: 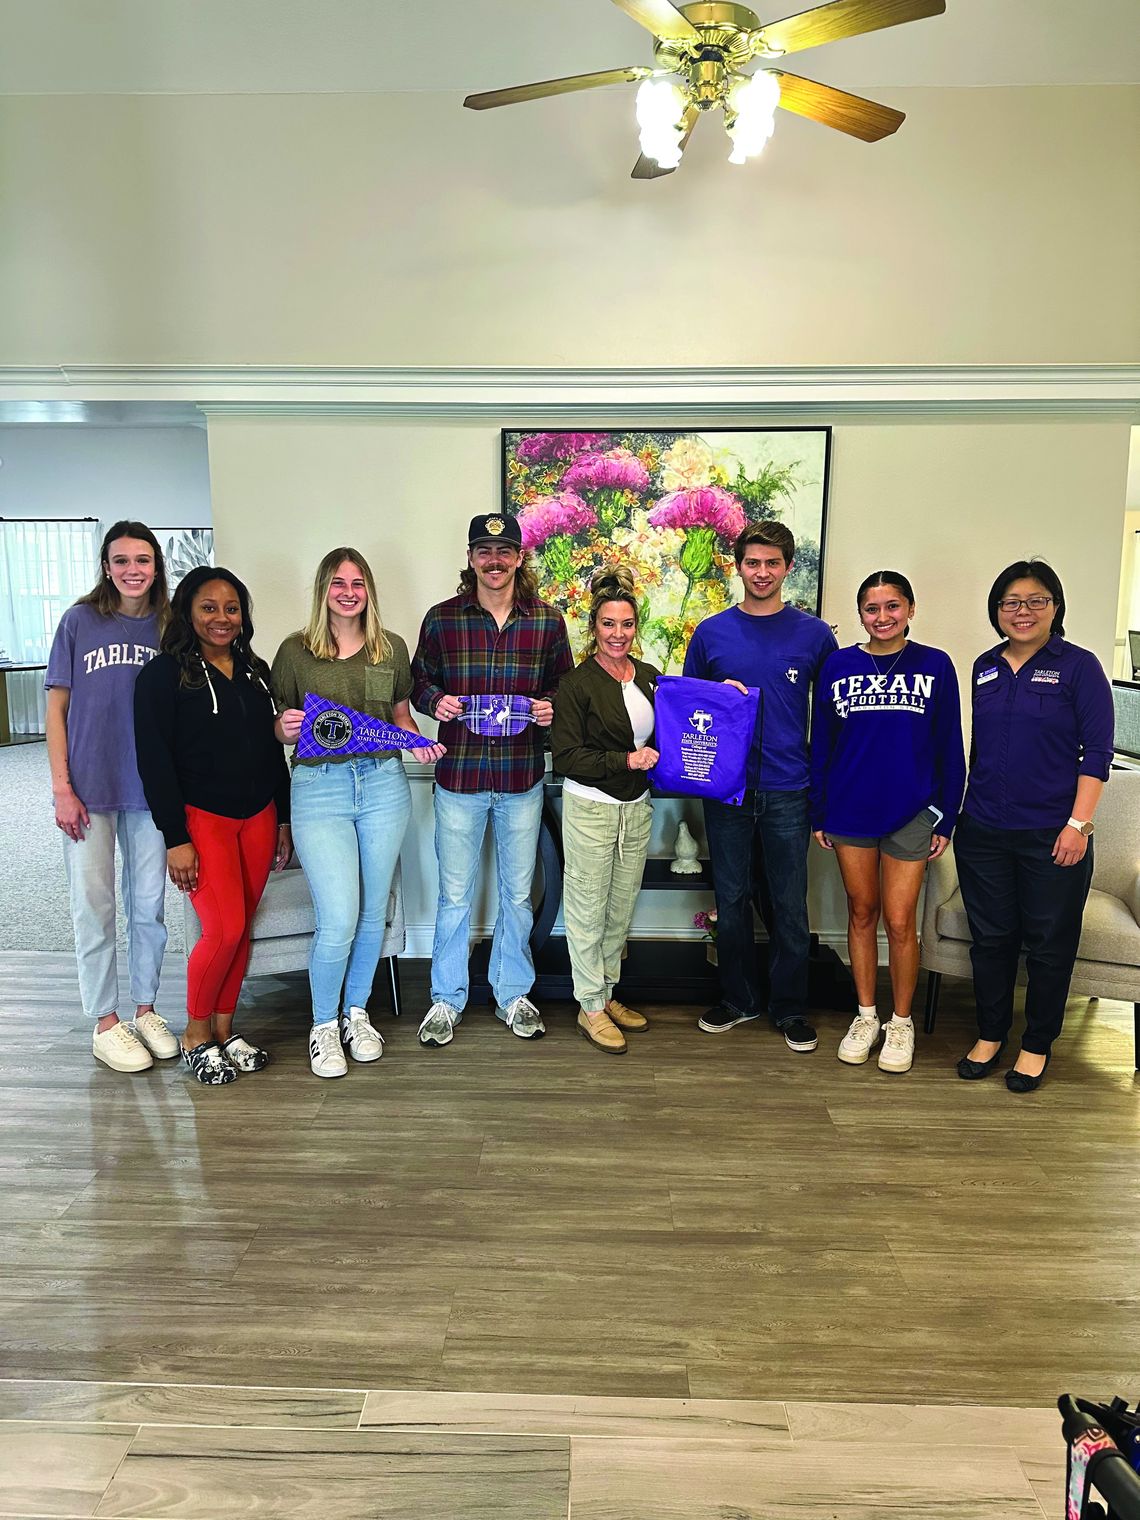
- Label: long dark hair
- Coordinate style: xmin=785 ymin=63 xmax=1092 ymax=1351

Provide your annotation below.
xmin=987 ymin=558 xmax=1066 ymax=638
xmin=162 ymin=566 xmax=270 ymax=688
xmin=77 ymin=520 xmax=170 ymax=627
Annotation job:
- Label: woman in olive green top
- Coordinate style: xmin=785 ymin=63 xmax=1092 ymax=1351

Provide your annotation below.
xmin=272 ymin=548 xmax=443 ymax=1079
xmin=551 ymin=569 xmax=660 ymax=1054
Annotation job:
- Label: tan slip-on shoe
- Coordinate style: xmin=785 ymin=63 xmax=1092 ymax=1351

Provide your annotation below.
xmin=606 ymin=998 xmax=648 ymax=1032
xmin=577 ymin=1009 xmax=627 ymax=1054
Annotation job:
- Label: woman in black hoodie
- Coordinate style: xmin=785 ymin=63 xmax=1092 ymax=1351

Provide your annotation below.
xmin=134 ymin=567 xmax=291 ymax=1084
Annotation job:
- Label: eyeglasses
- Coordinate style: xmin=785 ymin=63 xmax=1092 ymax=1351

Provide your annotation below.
xmin=997 ymin=595 xmax=1053 ymax=613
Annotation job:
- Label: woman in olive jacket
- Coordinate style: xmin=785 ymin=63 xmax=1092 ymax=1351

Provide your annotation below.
xmin=551 ymin=569 xmax=660 ymax=1054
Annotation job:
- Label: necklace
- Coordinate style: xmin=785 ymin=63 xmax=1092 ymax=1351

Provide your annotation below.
xmin=596 ymin=654 xmax=633 ymax=683
xmin=864 ymin=642 xmax=907 ymax=681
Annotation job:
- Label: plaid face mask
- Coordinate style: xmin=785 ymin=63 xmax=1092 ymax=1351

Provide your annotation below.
xmin=457 ymin=695 xmax=536 ymax=738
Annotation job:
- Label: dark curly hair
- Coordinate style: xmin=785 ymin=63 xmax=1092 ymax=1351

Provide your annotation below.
xmin=161 ymin=566 xmax=271 ymax=688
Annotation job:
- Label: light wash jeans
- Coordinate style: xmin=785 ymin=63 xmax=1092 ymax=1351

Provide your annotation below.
xmin=561 ymin=791 xmax=653 ymax=1013
xmin=290 ymin=755 xmax=411 ymax=1023
xmin=63 ymin=809 xmax=168 ymax=1020
xmin=431 ymin=779 xmax=544 ymax=1012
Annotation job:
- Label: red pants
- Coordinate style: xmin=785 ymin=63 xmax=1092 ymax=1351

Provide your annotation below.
xmin=185 ymin=802 xmax=277 ymax=1019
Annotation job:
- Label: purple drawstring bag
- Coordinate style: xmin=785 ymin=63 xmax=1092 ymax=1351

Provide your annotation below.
xmin=649 ymin=674 xmax=760 ymax=807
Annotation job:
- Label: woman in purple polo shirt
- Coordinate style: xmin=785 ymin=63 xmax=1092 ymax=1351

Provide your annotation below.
xmin=955 ymin=560 xmax=1114 ymax=1092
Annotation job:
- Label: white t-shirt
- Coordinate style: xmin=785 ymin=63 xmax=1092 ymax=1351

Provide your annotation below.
xmin=564 ymin=677 xmax=655 ymax=806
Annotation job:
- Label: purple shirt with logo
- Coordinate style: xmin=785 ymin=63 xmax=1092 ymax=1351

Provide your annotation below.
xmin=45 ymin=603 xmax=160 ymax=811
xmin=963 ymin=635 xmax=1114 ymax=830
xmin=684 ymin=604 xmax=838 ymax=792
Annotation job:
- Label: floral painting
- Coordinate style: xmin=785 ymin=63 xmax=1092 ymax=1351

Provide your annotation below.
xmin=158 ymin=528 xmax=214 ymax=588
xmin=502 ymin=428 xmax=830 ymax=670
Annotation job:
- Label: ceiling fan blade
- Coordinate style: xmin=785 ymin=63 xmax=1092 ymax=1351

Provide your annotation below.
xmin=611 ymin=0 xmax=701 ymax=41
xmin=631 ymin=103 xmax=700 ymax=178
xmin=773 ymin=70 xmax=904 ymax=140
xmin=464 ymin=66 xmax=650 ymax=110
xmin=760 ymin=0 xmax=945 ymax=56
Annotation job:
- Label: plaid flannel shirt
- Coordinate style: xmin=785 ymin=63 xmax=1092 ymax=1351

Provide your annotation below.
xmin=411 ymin=592 xmax=573 ymax=793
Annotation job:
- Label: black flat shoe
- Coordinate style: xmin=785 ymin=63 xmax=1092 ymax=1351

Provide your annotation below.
xmin=956 ymin=1043 xmax=1006 ymax=1080
xmin=1005 ymin=1052 xmax=1050 ymax=1093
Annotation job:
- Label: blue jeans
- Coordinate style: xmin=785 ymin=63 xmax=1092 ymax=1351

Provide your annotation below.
xmin=703 ymin=788 xmax=811 ymax=1025
xmin=63 ymin=809 xmax=168 ymax=1019
xmin=431 ymin=780 xmax=544 ymax=1012
xmin=290 ymin=755 xmax=411 ymax=1023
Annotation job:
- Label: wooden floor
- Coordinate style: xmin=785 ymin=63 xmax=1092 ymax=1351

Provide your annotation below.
xmin=0 ymin=950 xmax=1137 ymax=1517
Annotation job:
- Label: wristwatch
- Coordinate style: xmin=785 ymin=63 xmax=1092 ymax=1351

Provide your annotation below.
xmin=1066 ymin=817 xmax=1094 ymax=837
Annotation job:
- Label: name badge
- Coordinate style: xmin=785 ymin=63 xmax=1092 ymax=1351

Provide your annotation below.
xmin=975 ymin=668 xmax=999 ymax=686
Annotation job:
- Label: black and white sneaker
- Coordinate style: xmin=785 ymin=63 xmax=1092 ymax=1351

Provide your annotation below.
xmin=182 ymin=1042 xmax=238 ymax=1085
xmin=780 ymin=1018 xmax=819 ymax=1052
xmin=221 ymin=1034 xmax=270 ymax=1073
xmin=697 ymin=1005 xmax=761 ymax=1034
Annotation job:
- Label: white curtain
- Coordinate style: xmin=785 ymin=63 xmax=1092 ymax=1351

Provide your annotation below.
xmin=0 ymin=519 xmax=100 ymax=735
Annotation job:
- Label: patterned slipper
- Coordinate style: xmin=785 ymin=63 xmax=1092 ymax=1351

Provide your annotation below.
xmin=221 ymin=1035 xmax=270 ymax=1073
xmin=181 ymin=1042 xmax=237 ymax=1085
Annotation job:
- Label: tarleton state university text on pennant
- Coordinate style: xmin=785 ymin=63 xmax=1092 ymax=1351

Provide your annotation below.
xmin=296 ymin=692 xmax=427 ymax=760
xmin=296 ymin=691 xmax=539 ymax=759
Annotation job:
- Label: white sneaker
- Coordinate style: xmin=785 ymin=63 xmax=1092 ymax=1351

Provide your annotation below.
xmin=418 ymin=1001 xmax=462 ymax=1048
xmin=131 ymin=1010 xmax=179 ymax=1059
xmin=309 ymin=1020 xmax=348 ymax=1078
xmin=878 ymin=1017 xmax=915 ymax=1073
xmin=92 ymin=1021 xmax=154 ymax=1073
xmin=496 ymin=995 xmax=545 ymax=1039
xmin=838 ymin=1013 xmax=881 ymax=1065
xmin=341 ymin=1007 xmax=384 ymax=1063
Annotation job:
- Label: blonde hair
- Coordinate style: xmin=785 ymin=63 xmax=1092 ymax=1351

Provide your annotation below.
xmin=582 ymin=566 xmax=641 ymax=661
xmin=302 ymin=547 xmax=392 ymax=663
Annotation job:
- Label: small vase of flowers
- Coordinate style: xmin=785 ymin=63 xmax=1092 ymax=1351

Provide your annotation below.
xmin=694 ymin=909 xmax=718 ymax=966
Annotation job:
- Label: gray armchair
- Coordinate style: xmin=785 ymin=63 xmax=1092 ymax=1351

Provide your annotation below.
xmin=921 ymin=769 xmax=1140 ymax=1067
xmin=182 ymin=856 xmax=406 ymax=1015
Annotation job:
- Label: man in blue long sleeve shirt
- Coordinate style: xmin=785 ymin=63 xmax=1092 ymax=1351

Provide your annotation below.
xmin=683 ymin=522 xmax=837 ymax=1050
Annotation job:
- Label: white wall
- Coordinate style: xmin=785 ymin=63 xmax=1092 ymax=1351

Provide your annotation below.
xmin=207 ymin=413 xmax=1132 ymax=950
xmin=0 ymin=426 xmax=211 ymax=528
xmin=0 ymin=85 xmax=1137 ymax=367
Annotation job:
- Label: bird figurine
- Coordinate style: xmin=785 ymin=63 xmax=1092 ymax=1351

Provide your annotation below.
xmin=670 ymin=820 xmax=702 ymax=875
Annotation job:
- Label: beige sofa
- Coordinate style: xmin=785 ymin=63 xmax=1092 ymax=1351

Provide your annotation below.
xmin=920 ymin=768 xmax=1140 ymax=1067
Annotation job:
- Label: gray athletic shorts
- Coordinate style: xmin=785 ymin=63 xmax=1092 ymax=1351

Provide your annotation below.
xmin=827 ymin=806 xmax=940 ymax=862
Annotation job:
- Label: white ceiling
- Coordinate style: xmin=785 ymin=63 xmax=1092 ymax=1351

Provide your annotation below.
xmin=0 ymin=0 xmax=1137 ymax=95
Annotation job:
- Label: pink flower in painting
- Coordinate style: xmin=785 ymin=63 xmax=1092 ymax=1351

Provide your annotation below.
xmin=515 ymin=432 xmax=610 ymax=464
xmin=516 ymin=491 xmax=597 ymax=551
xmin=561 ymin=448 xmax=651 ymax=495
xmin=648 ymin=486 xmax=747 ymax=542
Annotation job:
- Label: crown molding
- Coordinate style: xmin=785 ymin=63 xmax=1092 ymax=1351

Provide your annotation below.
xmin=0 ymin=364 xmax=1137 ymax=420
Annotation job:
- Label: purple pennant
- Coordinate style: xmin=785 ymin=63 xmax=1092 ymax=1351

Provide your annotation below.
xmin=456 ymin=695 xmax=537 ymax=738
xmin=295 ymin=692 xmax=426 ymax=760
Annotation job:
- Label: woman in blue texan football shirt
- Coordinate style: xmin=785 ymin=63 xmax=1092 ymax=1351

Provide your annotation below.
xmin=954 ymin=560 xmax=1113 ymax=1093
xmin=810 ymin=571 xmax=965 ymax=1075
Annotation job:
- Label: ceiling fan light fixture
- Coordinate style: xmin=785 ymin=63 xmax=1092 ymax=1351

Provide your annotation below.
xmin=635 ymin=76 xmax=689 ymax=167
xmin=725 ymin=69 xmax=780 ymax=164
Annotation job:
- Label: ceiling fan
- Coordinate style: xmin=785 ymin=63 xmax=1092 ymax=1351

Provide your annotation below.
xmin=464 ymin=0 xmax=946 ymax=178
